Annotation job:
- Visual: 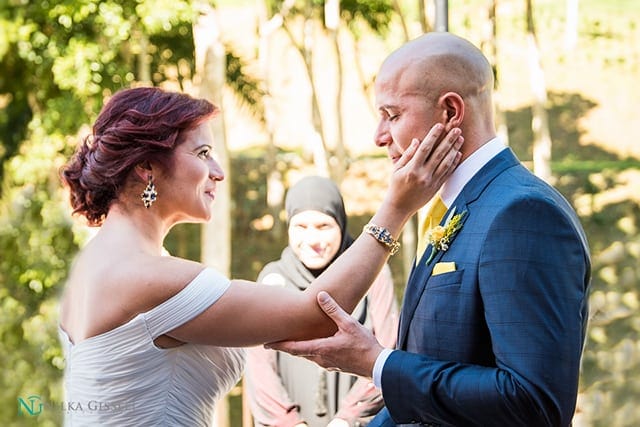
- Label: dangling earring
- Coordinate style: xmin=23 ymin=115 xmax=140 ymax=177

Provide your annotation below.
xmin=140 ymin=175 xmax=158 ymax=208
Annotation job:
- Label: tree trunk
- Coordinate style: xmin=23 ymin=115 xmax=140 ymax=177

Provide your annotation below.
xmin=351 ymin=38 xmax=377 ymax=118
xmin=480 ymin=0 xmax=509 ymax=145
xmin=280 ymin=14 xmax=329 ymax=176
xmin=193 ymin=5 xmax=232 ymax=427
xmin=564 ymin=0 xmax=579 ymax=51
xmin=326 ymin=0 xmax=347 ymax=183
xmin=434 ymin=0 xmax=449 ymax=32
xmin=259 ymin=4 xmax=286 ymax=237
xmin=392 ymin=0 xmax=411 ymax=41
xmin=136 ymin=30 xmax=152 ymax=85
xmin=526 ymin=0 xmax=553 ymax=182
xmin=303 ymin=18 xmax=330 ymax=176
xmin=418 ymin=0 xmax=432 ymax=34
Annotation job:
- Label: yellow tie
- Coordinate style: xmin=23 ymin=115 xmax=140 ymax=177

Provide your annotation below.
xmin=416 ymin=195 xmax=447 ymax=259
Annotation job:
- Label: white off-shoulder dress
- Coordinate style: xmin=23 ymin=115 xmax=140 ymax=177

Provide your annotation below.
xmin=59 ymin=268 xmax=246 ymax=426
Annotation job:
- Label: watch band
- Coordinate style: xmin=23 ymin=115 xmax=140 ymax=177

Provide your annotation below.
xmin=363 ymin=223 xmax=401 ymax=255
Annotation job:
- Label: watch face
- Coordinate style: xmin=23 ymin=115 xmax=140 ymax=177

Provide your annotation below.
xmin=364 ymin=224 xmax=400 ymax=255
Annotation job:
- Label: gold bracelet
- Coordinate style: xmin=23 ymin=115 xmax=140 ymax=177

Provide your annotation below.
xmin=363 ymin=223 xmax=400 ymax=255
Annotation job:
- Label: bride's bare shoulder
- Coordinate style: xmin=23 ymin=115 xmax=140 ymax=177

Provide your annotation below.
xmin=110 ymin=254 xmax=207 ymax=302
xmin=62 ymin=250 xmax=207 ymax=328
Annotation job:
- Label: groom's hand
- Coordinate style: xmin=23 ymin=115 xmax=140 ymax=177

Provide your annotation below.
xmin=266 ymin=291 xmax=385 ymax=378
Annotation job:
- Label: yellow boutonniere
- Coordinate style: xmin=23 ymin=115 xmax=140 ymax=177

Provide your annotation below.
xmin=426 ymin=208 xmax=467 ymax=265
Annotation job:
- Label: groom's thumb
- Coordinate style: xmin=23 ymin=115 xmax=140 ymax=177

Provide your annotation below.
xmin=317 ymin=290 xmax=332 ymax=305
xmin=317 ymin=291 xmax=346 ymax=321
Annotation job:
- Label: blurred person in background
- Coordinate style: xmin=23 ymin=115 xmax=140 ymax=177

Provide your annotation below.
xmin=245 ymin=176 xmax=399 ymax=427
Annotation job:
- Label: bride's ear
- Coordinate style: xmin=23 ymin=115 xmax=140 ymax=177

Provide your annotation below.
xmin=134 ymin=163 xmax=153 ymax=183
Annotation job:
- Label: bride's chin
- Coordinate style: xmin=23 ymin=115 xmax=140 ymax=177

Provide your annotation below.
xmin=201 ymin=209 xmax=213 ymax=222
xmin=184 ymin=209 xmax=212 ymax=223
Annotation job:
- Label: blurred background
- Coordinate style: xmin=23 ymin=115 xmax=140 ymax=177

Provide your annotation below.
xmin=1 ymin=0 xmax=639 ymax=425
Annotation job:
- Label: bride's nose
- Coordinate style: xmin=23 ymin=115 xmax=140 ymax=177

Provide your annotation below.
xmin=209 ymin=158 xmax=225 ymax=181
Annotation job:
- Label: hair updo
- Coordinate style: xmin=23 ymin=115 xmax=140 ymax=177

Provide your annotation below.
xmin=61 ymin=86 xmax=217 ymax=226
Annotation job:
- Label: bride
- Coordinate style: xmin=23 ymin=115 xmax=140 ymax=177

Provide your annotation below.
xmin=58 ymin=86 xmax=463 ymax=425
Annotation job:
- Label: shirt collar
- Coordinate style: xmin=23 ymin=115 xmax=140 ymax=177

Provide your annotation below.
xmin=441 ymin=137 xmax=506 ymax=207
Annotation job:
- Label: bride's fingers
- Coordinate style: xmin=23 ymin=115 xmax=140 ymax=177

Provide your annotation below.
xmin=409 ymin=123 xmax=448 ymax=167
xmin=393 ymin=138 xmax=420 ymax=170
xmin=394 ymin=123 xmax=463 ymax=194
xmin=421 ymin=128 xmax=462 ymax=170
xmin=429 ymin=135 xmax=464 ymax=187
xmin=399 ymin=125 xmax=462 ymax=176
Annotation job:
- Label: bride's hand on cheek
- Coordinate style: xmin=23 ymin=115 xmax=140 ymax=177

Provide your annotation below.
xmin=386 ymin=124 xmax=464 ymax=214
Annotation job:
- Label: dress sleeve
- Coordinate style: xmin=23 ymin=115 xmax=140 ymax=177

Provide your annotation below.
xmin=143 ymin=267 xmax=230 ymax=339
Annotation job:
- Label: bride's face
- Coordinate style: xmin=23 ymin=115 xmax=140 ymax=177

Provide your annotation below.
xmin=288 ymin=210 xmax=342 ymax=270
xmin=159 ymin=123 xmax=224 ymax=223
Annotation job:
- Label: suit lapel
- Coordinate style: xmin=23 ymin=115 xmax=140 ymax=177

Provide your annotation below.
xmin=397 ymin=148 xmax=520 ymax=348
xmin=398 ymin=199 xmax=470 ymax=348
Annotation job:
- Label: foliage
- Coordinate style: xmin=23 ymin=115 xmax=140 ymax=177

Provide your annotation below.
xmin=0 ymin=129 xmax=76 ymax=425
xmin=338 ymin=0 xmax=394 ymax=36
xmin=0 ymin=0 xmax=197 ymax=182
xmin=0 ymin=0 xmax=204 ymax=423
xmin=263 ymin=0 xmax=394 ymax=37
xmin=0 ymin=0 xmax=265 ymax=419
xmin=1 ymin=0 xmax=639 ymax=425
xmin=225 ymin=50 xmax=266 ymax=122
xmin=570 ymin=169 xmax=640 ymax=427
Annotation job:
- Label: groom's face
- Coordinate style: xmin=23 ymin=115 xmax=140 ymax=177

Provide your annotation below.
xmin=373 ymin=61 xmax=442 ymax=164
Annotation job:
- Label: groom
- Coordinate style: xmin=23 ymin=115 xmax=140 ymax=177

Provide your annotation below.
xmin=269 ymin=32 xmax=591 ymax=426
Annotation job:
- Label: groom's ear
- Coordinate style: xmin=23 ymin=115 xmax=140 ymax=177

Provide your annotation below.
xmin=439 ymin=92 xmax=464 ymax=131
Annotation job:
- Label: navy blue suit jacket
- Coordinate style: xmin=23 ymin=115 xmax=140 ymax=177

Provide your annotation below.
xmin=370 ymin=149 xmax=591 ymax=427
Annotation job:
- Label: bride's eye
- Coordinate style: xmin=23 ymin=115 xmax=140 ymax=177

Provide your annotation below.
xmin=197 ymin=148 xmax=211 ymax=160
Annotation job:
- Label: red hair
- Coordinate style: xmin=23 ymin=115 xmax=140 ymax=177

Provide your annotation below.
xmin=61 ymin=87 xmax=217 ymax=226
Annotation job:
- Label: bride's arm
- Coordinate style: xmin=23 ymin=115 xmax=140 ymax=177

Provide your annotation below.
xmin=168 ymin=125 xmax=463 ymax=347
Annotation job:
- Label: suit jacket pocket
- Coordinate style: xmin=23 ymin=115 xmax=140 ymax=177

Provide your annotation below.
xmin=427 ymin=268 xmax=464 ymax=289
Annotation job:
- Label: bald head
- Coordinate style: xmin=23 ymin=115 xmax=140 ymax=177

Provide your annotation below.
xmin=376 ymin=33 xmax=496 ymax=154
xmin=381 ymin=32 xmax=493 ymax=104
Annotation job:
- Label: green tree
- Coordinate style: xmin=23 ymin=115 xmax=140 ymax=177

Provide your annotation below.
xmin=0 ymin=1 xmax=261 ymax=423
